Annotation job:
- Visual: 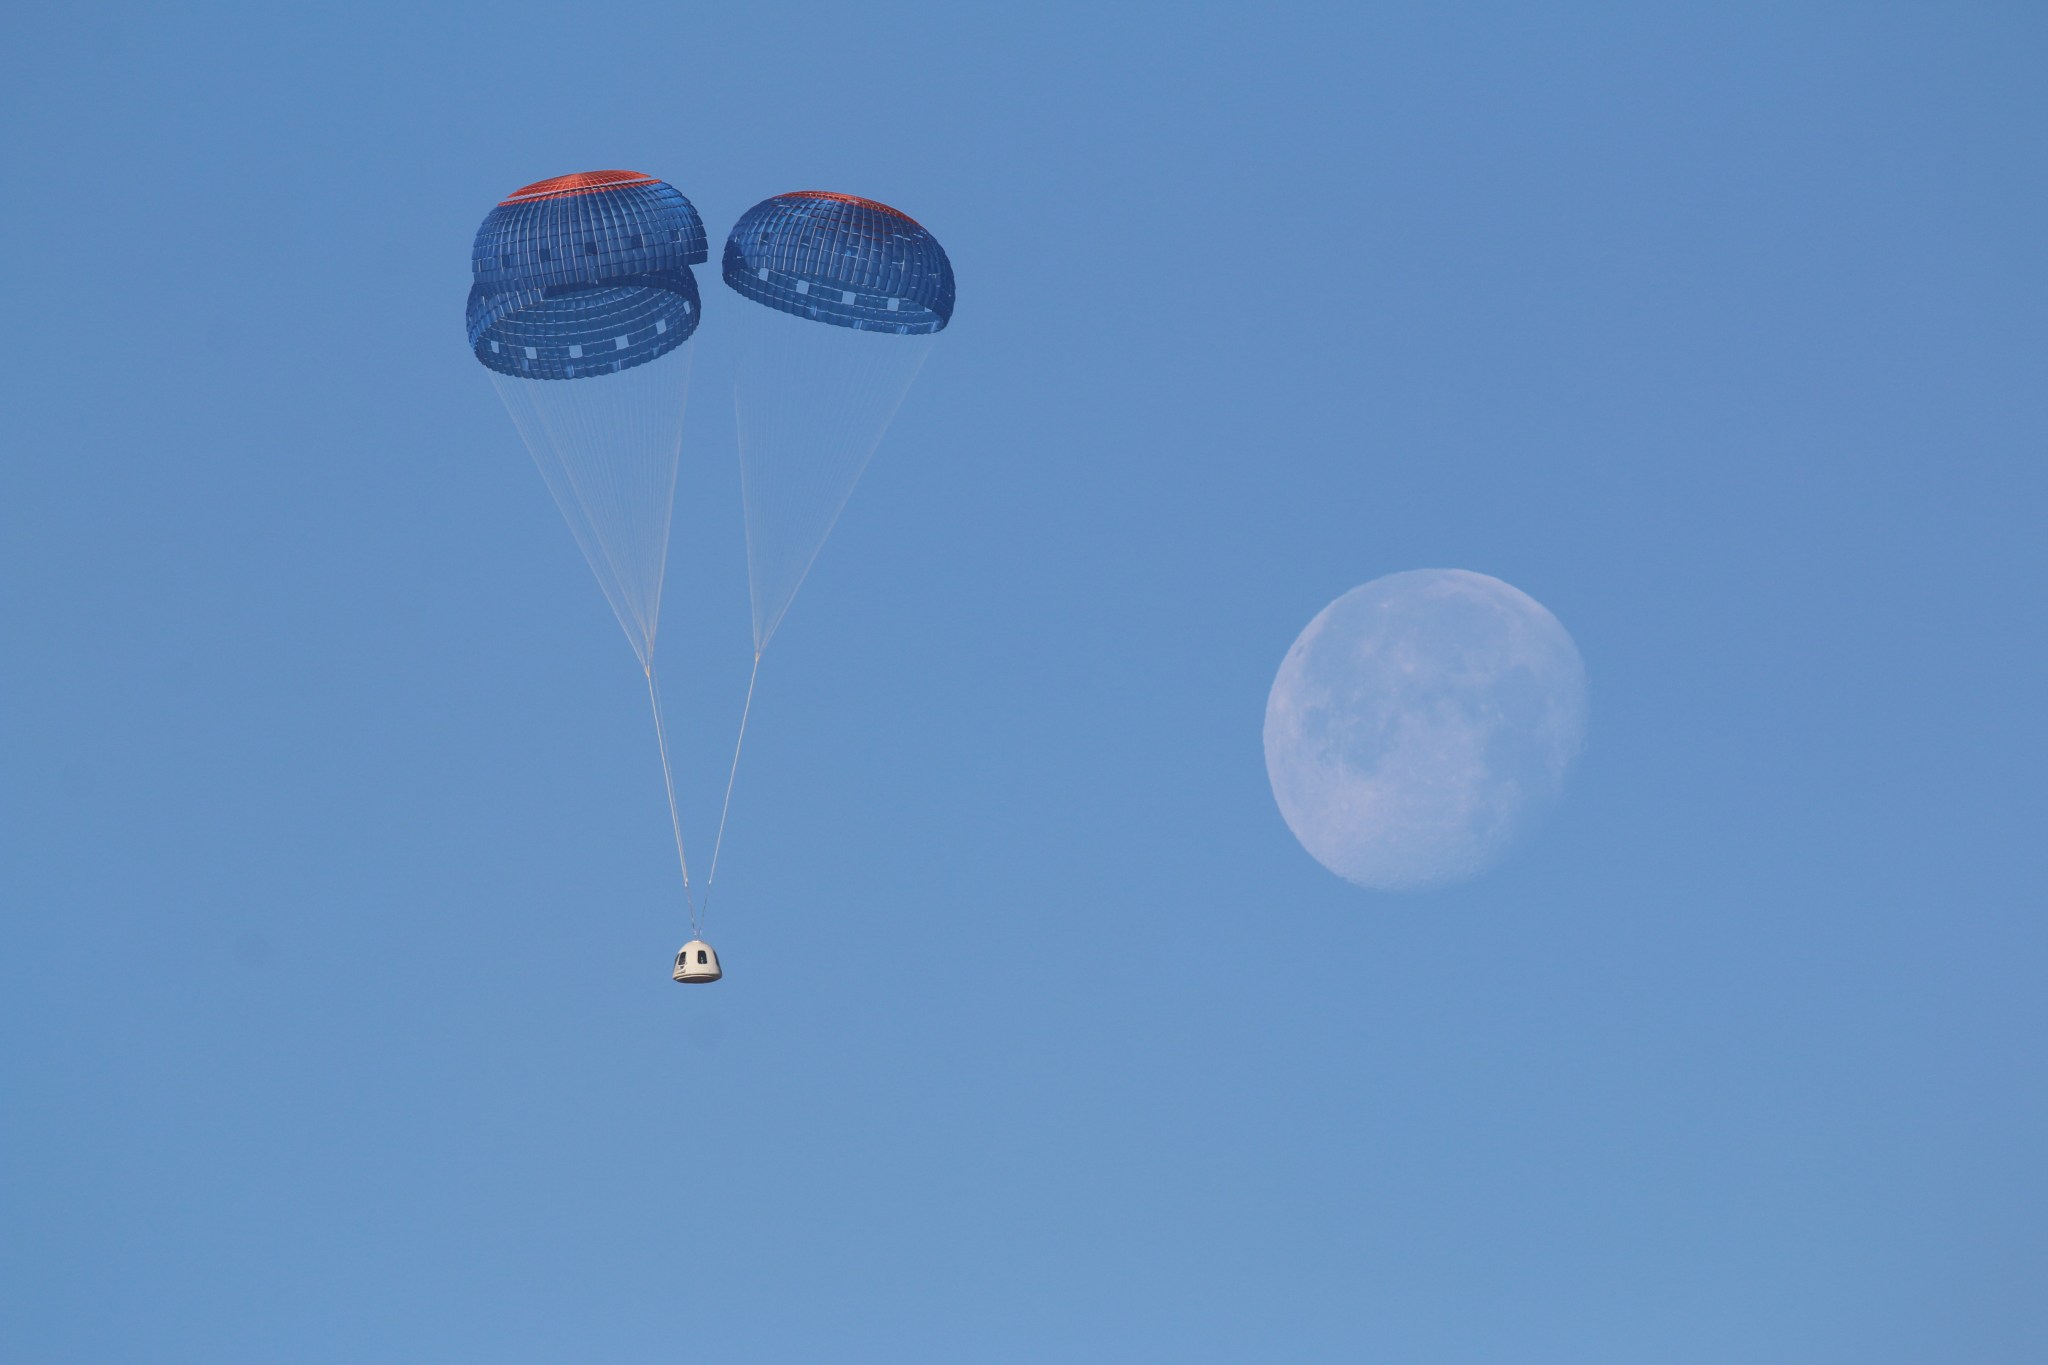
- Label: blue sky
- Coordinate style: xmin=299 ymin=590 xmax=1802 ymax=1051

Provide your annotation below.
xmin=3 ymin=3 xmax=2044 ymax=1360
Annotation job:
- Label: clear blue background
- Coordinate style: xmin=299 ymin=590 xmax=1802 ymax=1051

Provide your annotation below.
xmin=4 ymin=4 xmax=2043 ymax=1360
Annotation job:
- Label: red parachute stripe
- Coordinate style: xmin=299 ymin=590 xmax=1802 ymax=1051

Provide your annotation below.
xmin=782 ymin=190 xmax=918 ymax=224
xmin=500 ymin=170 xmax=660 ymax=205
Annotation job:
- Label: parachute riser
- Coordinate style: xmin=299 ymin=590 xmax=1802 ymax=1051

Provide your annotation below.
xmin=701 ymin=651 xmax=763 ymax=918
xmin=644 ymin=661 xmax=698 ymax=936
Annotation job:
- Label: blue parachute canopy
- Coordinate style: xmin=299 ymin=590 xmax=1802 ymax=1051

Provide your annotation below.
xmin=468 ymin=170 xmax=709 ymax=381
xmin=723 ymin=192 xmax=954 ymax=335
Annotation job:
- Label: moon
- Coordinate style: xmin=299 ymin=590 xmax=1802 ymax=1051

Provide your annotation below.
xmin=1263 ymin=569 xmax=1588 ymax=891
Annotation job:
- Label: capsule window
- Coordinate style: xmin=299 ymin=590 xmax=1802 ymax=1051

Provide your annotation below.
xmin=696 ymin=950 xmax=708 ymax=964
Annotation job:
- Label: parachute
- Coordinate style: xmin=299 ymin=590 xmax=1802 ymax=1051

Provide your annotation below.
xmin=467 ymin=170 xmax=708 ymax=925
xmin=466 ymin=175 xmax=954 ymax=964
xmin=702 ymin=192 xmax=955 ymax=897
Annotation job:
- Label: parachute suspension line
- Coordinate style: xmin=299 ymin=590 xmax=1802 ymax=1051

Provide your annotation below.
xmin=702 ymin=650 xmax=762 ymax=912
xmin=487 ymin=347 xmax=691 ymax=668
xmin=643 ymin=661 xmax=698 ymax=936
xmin=732 ymin=318 xmax=933 ymax=654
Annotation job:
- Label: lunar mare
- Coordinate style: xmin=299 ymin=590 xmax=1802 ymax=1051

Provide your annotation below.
xmin=1263 ymin=569 xmax=1587 ymax=891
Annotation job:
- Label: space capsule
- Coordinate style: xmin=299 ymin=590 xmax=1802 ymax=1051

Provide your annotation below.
xmin=672 ymin=940 xmax=722 ymax=984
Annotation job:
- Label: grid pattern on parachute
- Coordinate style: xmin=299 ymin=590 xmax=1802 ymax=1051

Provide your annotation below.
xmin=467 ymin=172 xmax=709 ymax=380
xmin=722 ymin=192 xmax=954 ymax=334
